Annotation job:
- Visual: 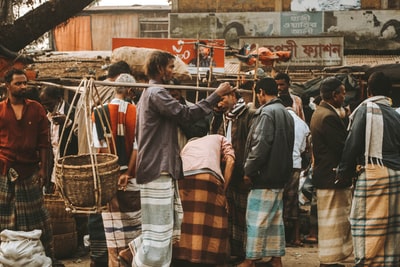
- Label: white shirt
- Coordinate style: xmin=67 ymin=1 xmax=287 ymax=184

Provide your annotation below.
xmin=48 ymin=101 xmax=65 ymax=157
xmin=288 ymin=109 xmax=310 ymax=169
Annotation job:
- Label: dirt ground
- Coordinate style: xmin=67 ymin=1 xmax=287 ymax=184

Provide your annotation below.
xmin=59 ymin=209 xmax=356 ymax=267
xmin=60 ymin=244 xmax=355 ymax=267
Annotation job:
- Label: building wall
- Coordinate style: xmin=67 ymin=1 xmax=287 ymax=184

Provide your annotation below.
xmin=54 ymin=7 xmax=170 ymax=51
xmin=91 ymin=14 xmax=140 ymax=50
xmin=173 ymin=0 xmax=276 ymax=13
xmin=172 ymin=0 xmax=295 ymax=12
xmin=172 ymin=0 xmax=392 ymax=12
xmin=170 ymin=10 xmax=400 ymax=53
xmin=361 ymin=0 xmax=381 ymax=9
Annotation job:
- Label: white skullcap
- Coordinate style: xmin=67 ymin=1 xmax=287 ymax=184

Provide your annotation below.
xmin=115 ymin=73 xmax=136 ymax=84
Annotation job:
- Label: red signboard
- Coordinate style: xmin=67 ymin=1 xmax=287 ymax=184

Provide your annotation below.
xmin=112 ymin=38 xmax=225 ymax=68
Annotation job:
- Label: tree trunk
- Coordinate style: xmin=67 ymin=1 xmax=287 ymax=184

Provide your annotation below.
xmin=0 ymin=0 xmax=95 ymax=52
xmin=0 ymin=0 xmax=14 ymax=25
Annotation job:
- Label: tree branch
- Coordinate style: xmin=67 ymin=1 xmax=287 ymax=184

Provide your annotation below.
xmin=0 ymin=0 xmax=95 ymax=52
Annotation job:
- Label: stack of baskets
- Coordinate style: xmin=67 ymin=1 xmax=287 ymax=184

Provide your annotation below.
xmin=55 ymin=153 xmax=120 ymax=213
xmin=44 ymin=193 xmax=77 ymax=259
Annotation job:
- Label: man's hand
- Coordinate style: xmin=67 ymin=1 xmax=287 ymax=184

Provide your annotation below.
xmin=243 ymin=175 xmax=253 ymax=189
xmin=214 ymin=82 xmax=235 ymax=97
xmin=118 ymin=173 xmax=131 ymax=191
xmin=37 ymin=168 xmax=47 ymax=188
xmin=52 ymin=113 xmax=67 ymax=126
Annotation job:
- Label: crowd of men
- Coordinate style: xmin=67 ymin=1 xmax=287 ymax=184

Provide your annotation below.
xmin=0 ymin=50 xmax=399 ymax=267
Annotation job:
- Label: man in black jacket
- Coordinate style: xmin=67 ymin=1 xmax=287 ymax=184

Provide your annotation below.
xmin=239 ymin=77 xmax=294 ymax=267
xmin=210 ymin=91 xmax=255 ymax=264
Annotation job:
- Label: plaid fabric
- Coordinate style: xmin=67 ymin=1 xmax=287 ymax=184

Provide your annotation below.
xmin=93 ymin=100 xmax=133 ymax=168
xmin=351 ymin=165 xmax=400 ymax=266
xmin=227 ymin=186 xmax=248 ymax=258
xmin=0 ymin=173 xmax=53 ymax=258
xmin=245 ymin=189 xmax=285 ymax=259
xmin=173 ymin=173 xmax=229 ymax=265
xmin=102 ymin=179 xmax=141 ymax=267
xmin=88 ymin=214 xmax=108 ymax=264
xmin=103 ymin=210 xmax=141 ymax=247
xmin=131 ymin=175 xmax=183 ymax=267
xmin=283 ymin=169 xmax=300 ymax=221
xmin=317 ymin=188 xmax=353 ymax=264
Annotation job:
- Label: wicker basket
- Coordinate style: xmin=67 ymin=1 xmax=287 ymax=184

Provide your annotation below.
xmin=44 ymin=192 xmax=71 ymax=219
xmin=55 ymin=153 xmax=119 ymax=212
xmin=51 ymin=217 xmax=76 ymax=235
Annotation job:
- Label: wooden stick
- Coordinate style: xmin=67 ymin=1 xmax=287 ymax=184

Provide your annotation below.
xmin=31 ymin=79 xmax=253 ymax=94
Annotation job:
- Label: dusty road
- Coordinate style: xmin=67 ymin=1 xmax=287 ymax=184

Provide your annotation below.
xmin=61 ymin=244 xmax=355 ymax=267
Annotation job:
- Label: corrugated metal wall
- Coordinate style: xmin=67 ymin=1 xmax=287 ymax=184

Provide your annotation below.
xmin=91 ymin=14 xmax=140 ymax=50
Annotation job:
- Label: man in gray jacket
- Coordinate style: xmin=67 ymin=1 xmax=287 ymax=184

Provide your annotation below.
xmin=239 ymin=77 xmax=294 ymax=267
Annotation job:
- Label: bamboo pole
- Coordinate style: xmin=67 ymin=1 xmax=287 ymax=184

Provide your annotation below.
xmin=31 ymin=79 xmax=253 ymax=94
xmin=252 ymin=43 xmax=259 ymax=105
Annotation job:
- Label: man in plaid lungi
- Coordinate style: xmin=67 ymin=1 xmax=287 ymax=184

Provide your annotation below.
xmin=172 ymin=134 xmax=235 ymax=266
xmin=91 ymin=73 xmax=140 ymax=267
xmin=337 ymin=72 xmax=400 ymax=266
xmin=131 ymin=51 xmax=234 ymax=267
xmin=0 ymin=69 xmax=53 ymax=260
xmin=239 ymin=78 xmax=294 ymax=267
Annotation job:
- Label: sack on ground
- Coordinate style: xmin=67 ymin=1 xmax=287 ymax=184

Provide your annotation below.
xmin=0 ymin=229 xmax=52 ymax=267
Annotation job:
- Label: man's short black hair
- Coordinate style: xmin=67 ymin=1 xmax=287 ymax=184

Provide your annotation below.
xmin=368 ymin=71 xmax=392 ymax=97
xmin=319 ymin=77 xmax=343 ymax=101
xmin=144 ymin=51 xmax=175 ymax=80
xmin=4 ymin=68 xmax=26 ymax=83
xmin=274 ymin=72 xmax=291 ymax=84
xmin=41 ymin=86 xmax=63 ymax=100
xmin=107 ymin=61 xmax=131 ymax=78
xmin=255 ymin=77 xmax=278 ymax=96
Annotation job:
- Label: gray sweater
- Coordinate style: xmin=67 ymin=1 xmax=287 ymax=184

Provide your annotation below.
xmin=135 ymin=80 xmax=220 ymax=184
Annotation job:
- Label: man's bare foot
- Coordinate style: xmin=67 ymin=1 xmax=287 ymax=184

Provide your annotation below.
xmin=269 ymin=256 xmax=283 ymax=267
xmin=237 ymin=259 xmax=255 ymax=267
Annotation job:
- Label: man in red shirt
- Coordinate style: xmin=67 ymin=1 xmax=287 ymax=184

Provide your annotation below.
xmin=0 ymin=69 xmax=53 ymax=260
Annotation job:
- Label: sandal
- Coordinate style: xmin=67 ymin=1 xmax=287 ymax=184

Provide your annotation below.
xmin=286 ymin=240 xmax=304 ymax=247
xmin=255 ymin=260 xmax=273 ymax=267
xmin=303 ymin=236 xmax=318 ymax=244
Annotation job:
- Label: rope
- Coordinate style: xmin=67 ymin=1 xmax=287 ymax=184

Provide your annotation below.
xmin=55 ymin=77 xmax=119 ymax=213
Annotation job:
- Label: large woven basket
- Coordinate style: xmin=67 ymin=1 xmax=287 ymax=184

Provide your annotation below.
xmin=44 ymin=192 xmax=71 ymax=219
xmin=53 ymin=231 xmax=77 ymax=259
xmin=55 ymin=153 xmax=120 ymax=213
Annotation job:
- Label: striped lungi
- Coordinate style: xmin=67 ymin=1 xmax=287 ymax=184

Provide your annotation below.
xmin=173 ymin=173 xmax=229 ymax=265
xmin=88 ymin=214 xmax=108 ymax=264
xmin=245 ymin=189 xmax=285 ymax=259
xmin=317 ymin=188 xmax=353 ymax=264
xmin=131 ymin=174 xmax=183 ymax=267
xmin=0 ymin=173 xmax=53 ymax=258
xmin=351 ymin=164 xmax=400 ymax=266
xmin=102 ymin=178 xmax=141 ymax=267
